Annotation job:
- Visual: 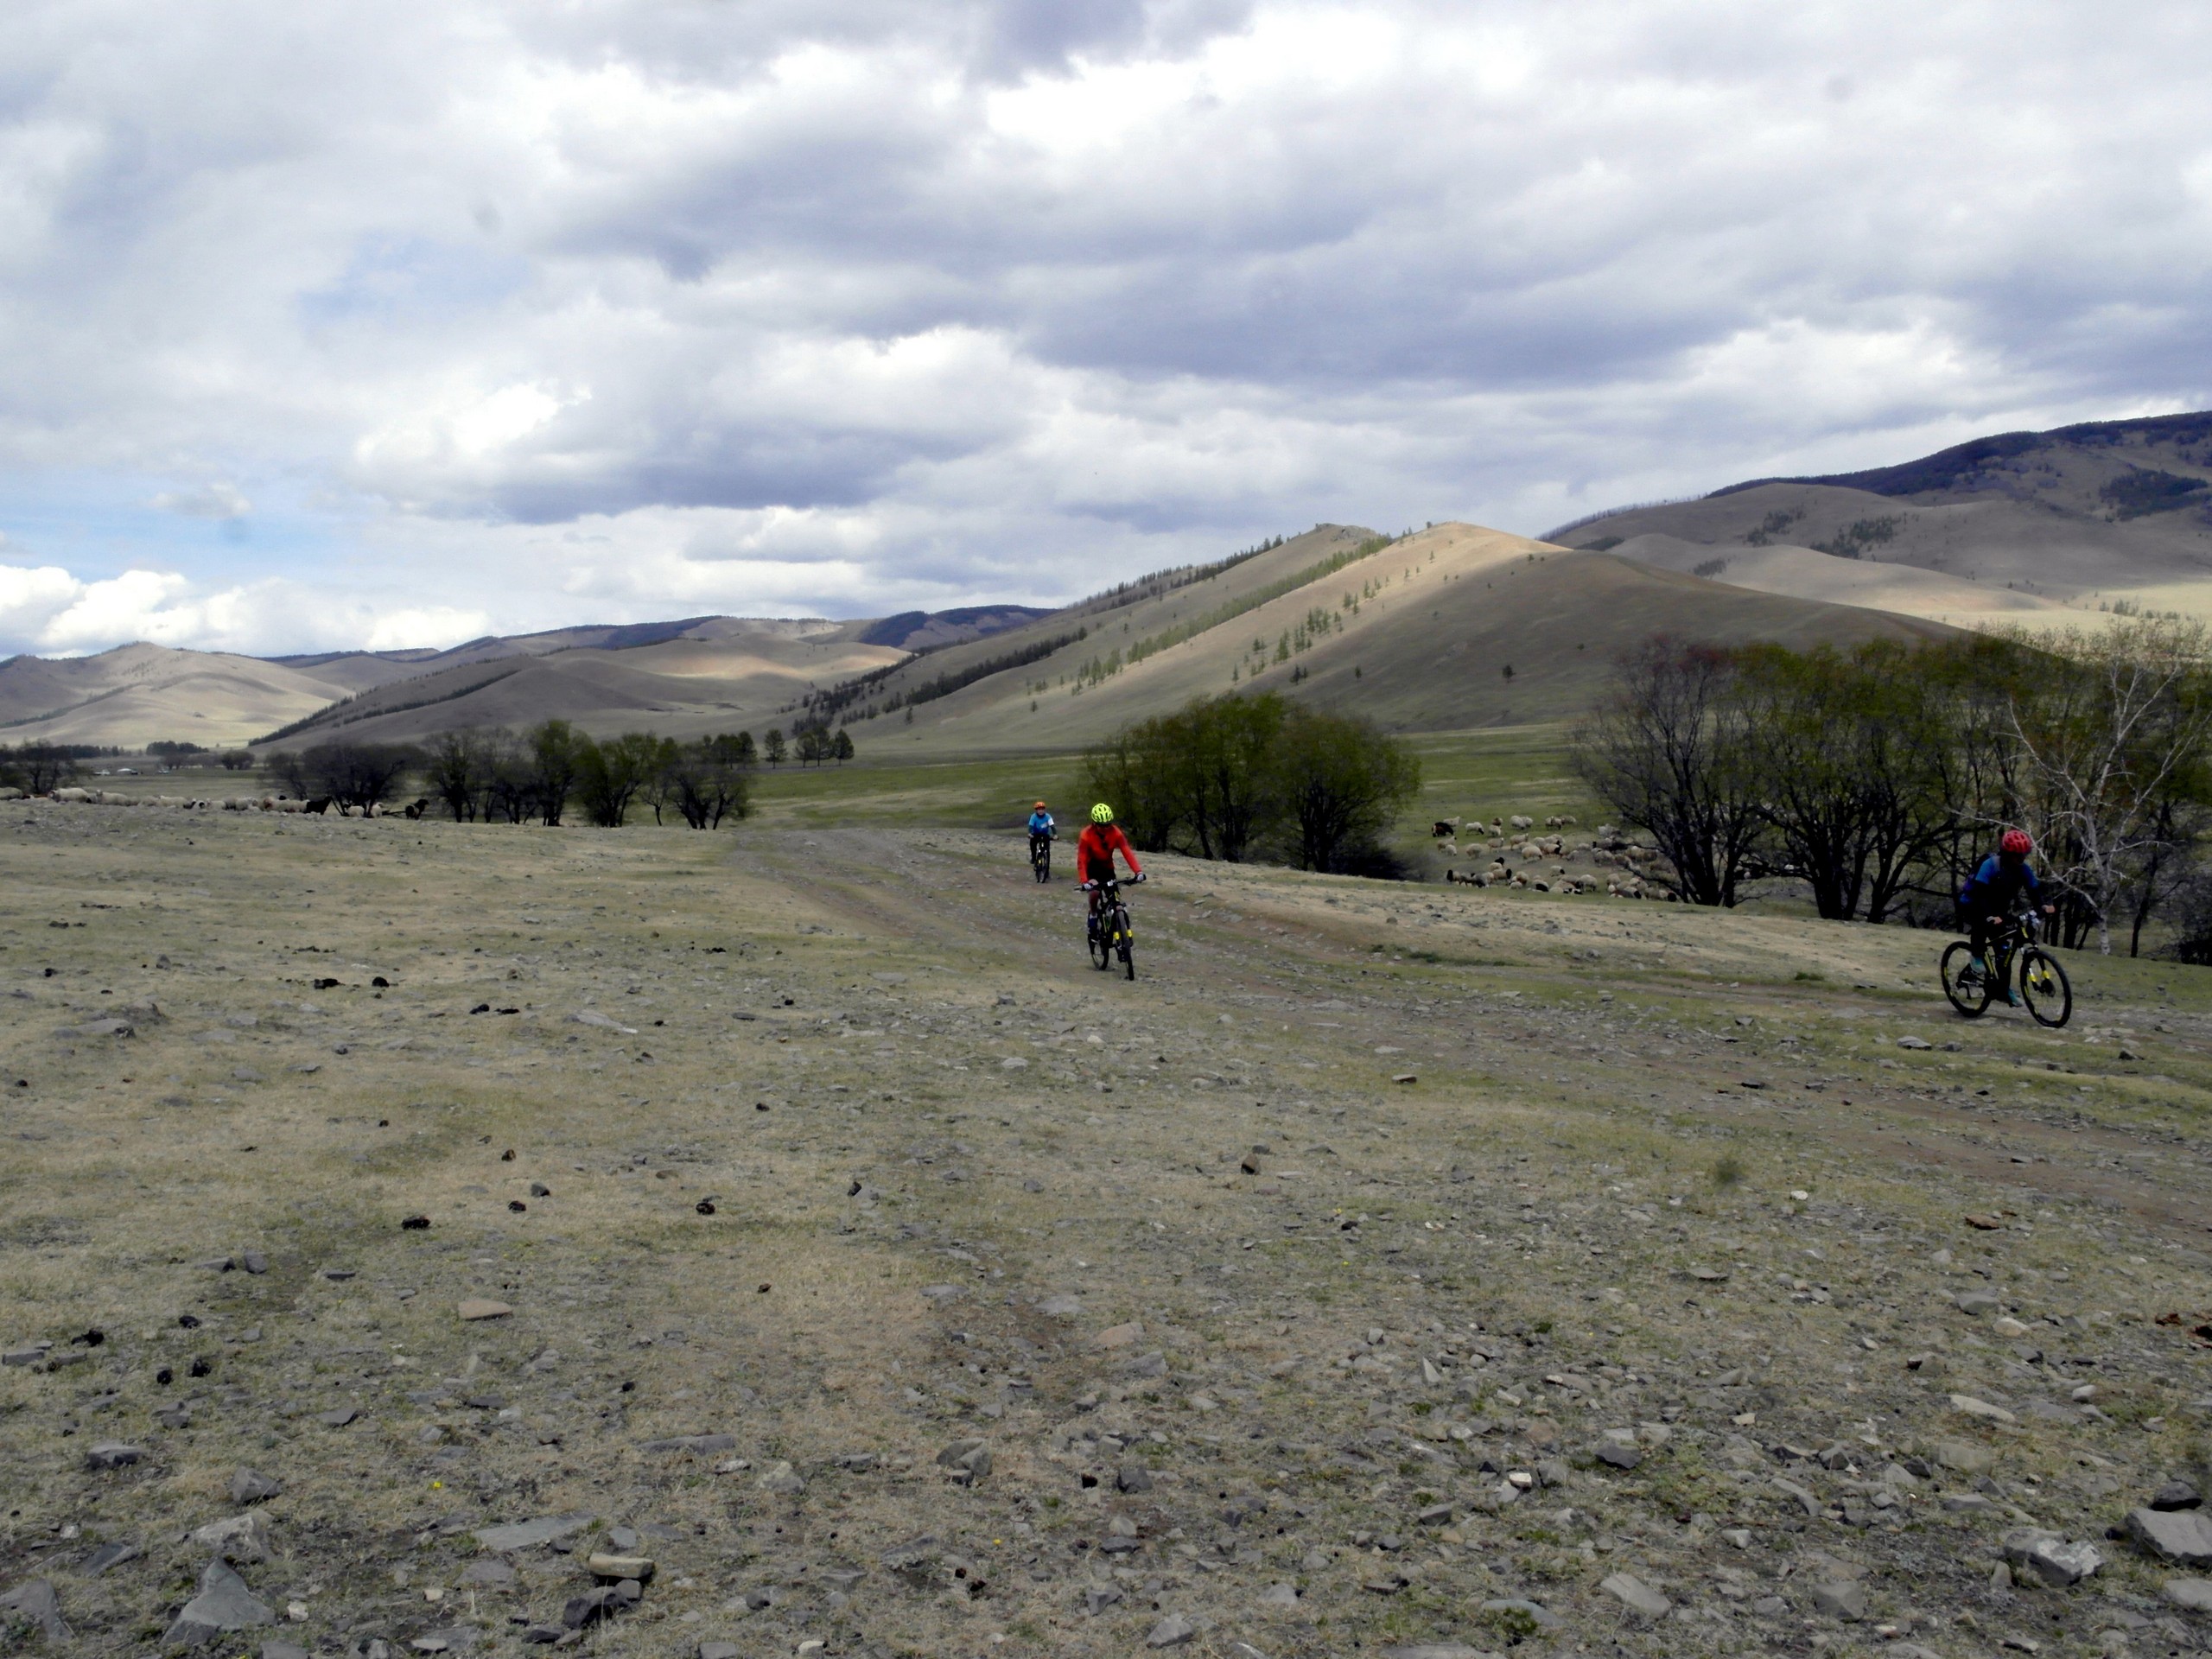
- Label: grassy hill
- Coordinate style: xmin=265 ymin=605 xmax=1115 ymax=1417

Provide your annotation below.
xmin=836 ymin=521 xmax=1954 ymax=755
xmin=1555 ymin=409 xmax=2212 ymax=626
xmin=0 ymin=643 xmax=372 ymax=748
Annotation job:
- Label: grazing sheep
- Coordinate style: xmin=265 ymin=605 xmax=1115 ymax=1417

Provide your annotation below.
xmin=401 ymin=798 xmax=431 ymax=820
xmin=303 ymin=798 xmax=331 ymax=815
xmin=1430 ymin=820 xmax=1454 ymax=839
xmin=1509 ymin=814 xmax=1533 ymax=830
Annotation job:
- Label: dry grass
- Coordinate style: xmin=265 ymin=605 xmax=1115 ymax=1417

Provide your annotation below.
xmin=2 ymin=804 xmax=2209 ymax=1656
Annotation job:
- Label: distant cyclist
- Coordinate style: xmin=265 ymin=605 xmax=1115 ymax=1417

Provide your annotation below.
xmin=1958 ymin=829 xmax=2054 ymax=1005
xmin=1027 ymin=801 xmax=1057 ymax=882
xmin=1076 ymin=803 xmax=1144 ymax=941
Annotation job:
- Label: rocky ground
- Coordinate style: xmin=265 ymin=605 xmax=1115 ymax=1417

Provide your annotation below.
xmin=0 ymin=803 xmax=2209 ymax=1659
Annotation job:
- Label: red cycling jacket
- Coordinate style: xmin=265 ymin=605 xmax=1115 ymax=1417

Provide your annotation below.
xmin=1075 ymin=822 xmax=1142 ymax=885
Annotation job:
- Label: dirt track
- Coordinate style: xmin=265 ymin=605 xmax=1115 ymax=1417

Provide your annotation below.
xmin=1 ymin=808 xmax=2208 ymax=1658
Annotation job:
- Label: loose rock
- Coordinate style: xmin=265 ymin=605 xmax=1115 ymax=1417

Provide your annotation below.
xmin=1599 ymin=1573 xmax=1669 ymax=1617
xmin=0 ymin=1580 xmax=67 ymax=1641
xmin=163 ymin=1559 xmax=273 ymax=1646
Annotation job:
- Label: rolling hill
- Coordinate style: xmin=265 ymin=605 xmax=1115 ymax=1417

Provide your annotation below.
xmin=803 ymin=522 xmax=1955 ymax=756
xmin=1552 ymin=409 xmax=2212 ymax=626
xmin=0 ymin=607 xmax=1047 ymax=750
xmin=0 ymin=644 xmax=373 ymax=748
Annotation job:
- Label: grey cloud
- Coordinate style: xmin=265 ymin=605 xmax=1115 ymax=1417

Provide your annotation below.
xmin=1 ymin=0 xmax=2209 ymax=650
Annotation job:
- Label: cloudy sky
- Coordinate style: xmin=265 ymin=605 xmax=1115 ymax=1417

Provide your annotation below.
xmin=2 ymin=0 xmax=2208 ymax=657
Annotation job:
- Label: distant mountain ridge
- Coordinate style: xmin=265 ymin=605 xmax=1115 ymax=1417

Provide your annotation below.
xmin=1547 ymin=409 xmax=2212 ymax=628
xmin=0 ymin=606 xmax=1052 ymax=749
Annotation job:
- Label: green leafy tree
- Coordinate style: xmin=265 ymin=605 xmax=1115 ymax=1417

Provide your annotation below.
xmin=763 ymin=728 xmax=786 ymax=766
xmin=833 ymin=728 xmax=855 ymax=764
xmin=526 ymin=719 xmax=585 ymax=826
xmin=1271 ymin=706 xmax=1421 ymax=873
xmin=577 ymin=732 xmax=673 ymax=827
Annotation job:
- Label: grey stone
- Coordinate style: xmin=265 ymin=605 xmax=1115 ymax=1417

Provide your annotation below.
xmin=2127 ymin=1507 xmax=2212 ymax=1567
xmin=1594 ymin=1442 xmax=1642 ymax=1471
xmin=1084 ymin=1584 xmax=1123 ymax=1614
xmin=239 ymin=1251 xmax=268 ymax=1274
xmin=162 ymin=1559 xmax=273 ymax=1646
xmin=1300 ymin=1548 xmax=1332 ymax=1571
xmin=1037 ymin=1294 xmax=1084 ymax=1319
xmin=1259 ymin=1582 xmax=1298 ymax=1606
xmin=262 ymin=1643 xmax=310 ymax=1659
xmin=1480 ymin=1598 xmax=1560 ymax=1629
xmin=190 ymin=1510 xmax=271 ymax=1562
xmin=84 ymin=1440 xmax=144 ymax=1470
xmin=459 ymin=1560 xmax=515 ymax=1586
xmin=1751 ymin=1596 xmax=1787 ymax=1616
xmin=1147 ymin=1613 xmax=1198 ymax=1646
xmin=607 ymin=1528 xmax=639 ymax=1551
xmin=1381 ymin=1649 xmax=1503 ymax=1659
xmin=0 ymin=1345 xmax=48 ymax=1367
xmin=83 ymin=1541 xmax=140 ymax=1575
xmin=410 ymin=1627 xmax=478 ymax=1652
xmin=229 ymin=1468 xmax=282 ymax=1504
xmin=698 ymin=1645 xmax=741 ymax=1659
xmin=1116 ymin=1463 xmax=1154 ymax=1493
xmin=1955 ymin=1291 xmax=2002 ymax=1317
xmin=938 ymin=1439 xmax=991 ymax=1484
xmin=1809 ymin=1580 xmax=1866 ymax=1620
xmin=1935 ymin=1439 xmax=1994 ymax=1474
xmin=2005 ymin=1529 xmax=2103 ymax=1586
xmin=757 ymin=1460 xmax=806 ymax=1493
xmin=638 ymin=1433 xmax=734 ymax=1455
xmin=2163 ymin=1577 xmax=2212 ymax=1612
xmin=1599 ymin=1573 xmax=1670 ymax=1617
xmin=316 ymin=1407 xmax=359 ymax=1427
xmin=472 ymin=1513 xmax=596 ymax=1554
xmin=0 ymin=1580 xmax=68 ymax=1640
xmin=1944 ymin=1493 xmax=1997 ymax=1513
xmin=2152 ymin=1480 xmax=2202 ymax=1512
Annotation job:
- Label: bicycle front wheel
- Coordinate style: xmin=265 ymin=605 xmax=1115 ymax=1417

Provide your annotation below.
xmin=1088 ymin=915 xmax=1112 ymax=971
xmin=1940 ymin=941 xmax=1990 ymax=1018
xmin=1116 ymin=906 xmax=1135 ymax=980
xmin=2018 ymin=947 xmax=2072 ymax=1028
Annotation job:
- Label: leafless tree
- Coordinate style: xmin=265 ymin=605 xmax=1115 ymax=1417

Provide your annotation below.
xmin=1571 ymin=637 xmax=1764 ymax=907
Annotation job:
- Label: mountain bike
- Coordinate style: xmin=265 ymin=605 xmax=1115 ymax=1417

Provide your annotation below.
xmin=1085 ymin=874 xmax=1140 ymax=980
xmin=1030 ymin=833 xmax=1052 ymax=884
xmin=1940 ymin=910 xmax=2071 ymax=1027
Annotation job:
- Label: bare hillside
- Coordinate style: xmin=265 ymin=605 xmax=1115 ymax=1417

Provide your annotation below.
xmin=847 ymin=523 xmax=1953 ymax=753
xmin=0 ymin=644 xmax=372 ymax=749
xmin=1558 ymin=410 xmax=2212 ymax=623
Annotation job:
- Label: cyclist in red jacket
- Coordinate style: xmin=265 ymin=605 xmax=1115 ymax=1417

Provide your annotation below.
xmin=1075 ymin=802 xmax=1144 ymax=943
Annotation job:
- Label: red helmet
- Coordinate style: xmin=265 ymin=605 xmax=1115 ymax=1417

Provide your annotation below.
xmin=2000 ymin=828 xmax=2032 ymax=856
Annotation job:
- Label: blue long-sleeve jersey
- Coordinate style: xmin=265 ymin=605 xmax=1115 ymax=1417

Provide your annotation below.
xmin=1027 ymin=810 xmax=1055 ymax=838
xmin=1959 ymin=853 xmax=2040 ymax=912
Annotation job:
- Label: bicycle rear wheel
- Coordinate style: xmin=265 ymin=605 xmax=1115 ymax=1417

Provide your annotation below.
xmin=1940 ymin=941 xmax=1990 ymax=1018
xmin=2018 ymin=947 xmax=2071 ymax=1028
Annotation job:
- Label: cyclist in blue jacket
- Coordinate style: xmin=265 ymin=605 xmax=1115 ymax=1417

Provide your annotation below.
xmin=1959 ymin=828 xmax=2054 ymax=1005
xmin=1027 ymin=801 xmax=1055 ymax=863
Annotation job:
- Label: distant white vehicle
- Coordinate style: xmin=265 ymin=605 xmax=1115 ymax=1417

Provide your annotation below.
xmin=115 ymin=766 xmax=138 ymax=775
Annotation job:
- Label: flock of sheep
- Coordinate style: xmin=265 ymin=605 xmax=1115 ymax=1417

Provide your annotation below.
xmin=16 ymin=788 xmax=432 ymax=818
xmin=1435 ymin=813 xmax=1674 ymax=899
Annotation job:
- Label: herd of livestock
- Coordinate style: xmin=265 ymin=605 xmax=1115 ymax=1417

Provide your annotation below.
xmin=12 ymin=787 xmax=434 ymax=818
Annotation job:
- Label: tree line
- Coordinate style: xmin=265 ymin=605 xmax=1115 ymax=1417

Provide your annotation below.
xmin=267 ymin=716 xmax=854 ymax=827
xmin=1572 ymin=622 xmax=2212 ymax=956
xmin=1082 ymin=690 xmax=1421 ymax=875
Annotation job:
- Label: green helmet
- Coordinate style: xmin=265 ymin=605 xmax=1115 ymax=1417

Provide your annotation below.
xmin=1090 ymin=803 xmax=1114 ymax=824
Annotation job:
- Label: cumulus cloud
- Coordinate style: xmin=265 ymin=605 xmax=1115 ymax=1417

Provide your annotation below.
xmin=0 ymin=0 xmax=2209 ymax=652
